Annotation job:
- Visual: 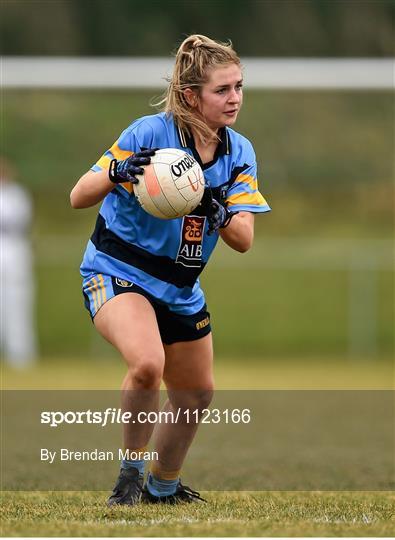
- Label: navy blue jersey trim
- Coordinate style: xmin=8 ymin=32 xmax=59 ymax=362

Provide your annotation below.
xmin=90 ymin=215 xmax=205 ymax=289
xmin=176 ymin=125 xmax=231 ymax=170
xmin=229 ymin=163 xmax=250 ymax=184
xmin=208 ymin=163 xmax=250 ymax=204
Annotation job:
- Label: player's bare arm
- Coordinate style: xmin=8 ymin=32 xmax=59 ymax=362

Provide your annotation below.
xmin=70 ymin=169 xmax=115 ymax=209
xmin=219 ymin=211 xmax=254 ymax=253
xmin=70 ymin=149 xmax=156 ymax=209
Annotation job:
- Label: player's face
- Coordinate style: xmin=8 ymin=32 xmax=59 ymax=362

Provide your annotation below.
xmin=198 ymin=63 xmax=243 ymax=131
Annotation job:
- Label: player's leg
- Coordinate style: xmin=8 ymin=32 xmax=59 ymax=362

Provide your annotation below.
xmin=145 ymin=333 xmax=214 ymax=502
xmin=93 ymin=291 xmax=165 ymax=505
xmin=94 ymin=292 xmax=165 ymax=449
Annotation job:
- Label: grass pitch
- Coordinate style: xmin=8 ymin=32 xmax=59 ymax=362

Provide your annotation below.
xmin=1 ymin=491 xmax=394 ymax=537
xmin=2 ymin=357 xmax=393 ymax=536
xmin=2 ymin=355 xmax=393 ymax=390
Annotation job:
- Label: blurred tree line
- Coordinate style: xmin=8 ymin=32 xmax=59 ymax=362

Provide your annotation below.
xmin=1 ymin=0 xmax=394 ymax=57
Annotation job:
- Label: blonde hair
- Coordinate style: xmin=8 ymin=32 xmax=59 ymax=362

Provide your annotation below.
xmin=154 ymin=34 xmax=241 ymax=145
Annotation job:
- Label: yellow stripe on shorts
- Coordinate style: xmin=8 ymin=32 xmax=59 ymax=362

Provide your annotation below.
xmin=91 ymin=276 xmax=105 ymax=311
xmin=88 ymin=277 xmax=99 ymax=313
xmin=98 ymin=274 xmax=107 ymax=304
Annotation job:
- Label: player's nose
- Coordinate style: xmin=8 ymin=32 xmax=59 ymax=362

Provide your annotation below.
xmin=228 ymin=88 xmax=241 ymax=103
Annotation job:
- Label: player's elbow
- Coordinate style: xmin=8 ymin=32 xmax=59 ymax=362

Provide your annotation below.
xmin=235 ymin=237 xmax=253 ymax=253
xmin=70 ymin=185 xmax=85 ymax=209
xmin=70 ymin=189 xmax=79 ymax=209
xmin=221 ymin=226 xmax=254 ymax=253
xmin=236 ymin=227 xmax=254 ymax=253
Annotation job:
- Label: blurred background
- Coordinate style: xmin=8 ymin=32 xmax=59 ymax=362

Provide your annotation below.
xmin=1 ymin=0 xmax=393 ymax=388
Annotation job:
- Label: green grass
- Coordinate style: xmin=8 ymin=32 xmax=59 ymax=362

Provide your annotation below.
xmin=2 ymin=355 xmax=393 ymax=390
xmin=2 ymin=360 xmax=393 ymax=536
xmin=1 ymin=491 xmax=393 ymax=537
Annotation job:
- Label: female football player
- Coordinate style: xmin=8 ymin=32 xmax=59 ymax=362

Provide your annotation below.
xmin=70 ymin=34 xmax=270 ymax=505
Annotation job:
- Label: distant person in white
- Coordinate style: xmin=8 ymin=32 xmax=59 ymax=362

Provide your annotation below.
xmin=0 ymin=158 xmax=37 ymax=366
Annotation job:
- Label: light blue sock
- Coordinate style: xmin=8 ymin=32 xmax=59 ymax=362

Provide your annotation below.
xmin=121 ymin=458 xmax=145 ymax=476
xmin=146 ymin=472 xmax=179 ymax=497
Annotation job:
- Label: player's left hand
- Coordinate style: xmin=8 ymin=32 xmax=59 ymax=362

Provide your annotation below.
xmin=109 ymin=149 xmax=158 ymax=184
xmin=200 ymin=188 xmax=238 ymax=235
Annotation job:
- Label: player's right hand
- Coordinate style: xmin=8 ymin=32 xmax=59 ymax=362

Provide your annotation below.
xmin=109 ymin=149 xmax=157 ymax=184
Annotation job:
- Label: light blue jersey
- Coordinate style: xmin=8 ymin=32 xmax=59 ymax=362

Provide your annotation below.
xmin=80 ymin=112 xmax=270 ymax=315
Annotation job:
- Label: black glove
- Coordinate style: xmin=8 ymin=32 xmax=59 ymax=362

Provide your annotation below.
xmin=200 ymin=187 xmax=238 ymax=235
xmin=109 ymin=148 xmax=158 ymax=184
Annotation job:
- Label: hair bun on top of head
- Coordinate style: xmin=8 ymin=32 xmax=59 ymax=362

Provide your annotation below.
xmin=192 ymin=38 xmax=203 ymax=49
xmin=179 ymin=34 xmax=207 ymax=52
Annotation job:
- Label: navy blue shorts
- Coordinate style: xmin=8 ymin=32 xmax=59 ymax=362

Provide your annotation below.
xmin=82 ymin=273 xmax=211 ymax=345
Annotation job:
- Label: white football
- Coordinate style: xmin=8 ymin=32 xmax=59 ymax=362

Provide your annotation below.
xmin=134 ymin=148 xmax=205 ymax=219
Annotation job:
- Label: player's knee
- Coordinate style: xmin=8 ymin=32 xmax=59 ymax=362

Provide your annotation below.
xmin=170 ymin=387 xmax=214 ymax=412
xmin=196 ymin=388 xmax=214 ymax=410
xmin=129 ymin=357 xmax=164 ymax=389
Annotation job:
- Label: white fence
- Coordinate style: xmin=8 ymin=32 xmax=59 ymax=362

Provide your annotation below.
xmin=2 ymin=57 xmax=394 ymax=89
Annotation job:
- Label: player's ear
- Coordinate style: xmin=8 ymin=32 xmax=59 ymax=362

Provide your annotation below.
xmin=184 ymin=88 xmax=198 ymax=108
